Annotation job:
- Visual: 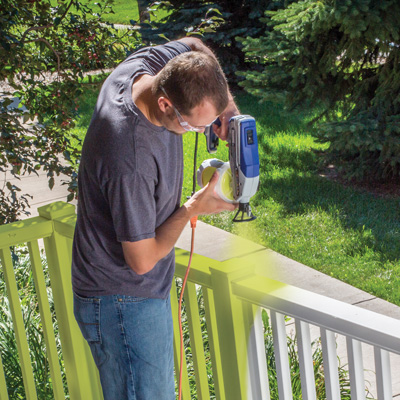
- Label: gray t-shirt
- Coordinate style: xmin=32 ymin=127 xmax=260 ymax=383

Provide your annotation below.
xmin=72 ymin=41 xmax=191 ymax=299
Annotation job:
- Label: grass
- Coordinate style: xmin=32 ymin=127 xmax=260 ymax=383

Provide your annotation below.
xmin=69 ymin=80 xmax=400 ymax=307
xmin=204 ymin=93 xmax=400 ymax=306
xmin=102 ymin=0 xmax=171 ymax=25
xmin=49 ymin=0 xmax=170 ymax=25
xmin=103 ymin=0 xmax=140 ymax=24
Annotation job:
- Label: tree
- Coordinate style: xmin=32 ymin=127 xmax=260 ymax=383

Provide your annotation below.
xmin=238 ymin=0 xmax=400 ymax=181
xmin=137 ymin=0 xmax=151 ymax=22
xmin=139 ymin=0 xmax=285 ymax=83
xmin=0 ymin=0 xmax=141 ymax=224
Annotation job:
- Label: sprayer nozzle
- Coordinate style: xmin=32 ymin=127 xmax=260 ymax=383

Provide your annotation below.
xmin=232 ymin=203 xmax=256 ymax=223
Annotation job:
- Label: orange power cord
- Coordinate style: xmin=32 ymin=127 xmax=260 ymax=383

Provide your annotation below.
xmin=178 ymin=215 xmax=197 ymax=400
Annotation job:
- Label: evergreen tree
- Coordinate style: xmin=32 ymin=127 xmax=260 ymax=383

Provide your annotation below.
xmin=239 ymin=0 xmax=400 ymax=181
xmin=140 ymin=0 xmax=286 ymax=83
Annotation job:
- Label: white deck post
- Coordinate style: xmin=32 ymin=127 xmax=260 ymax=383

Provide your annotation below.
xmin=244 ymin=304 xmax=270 ymax=400
xmin=347 ymin=337 xmax=366 ymax=400
xmin=374 ymin=347 xmax=392 ymax=400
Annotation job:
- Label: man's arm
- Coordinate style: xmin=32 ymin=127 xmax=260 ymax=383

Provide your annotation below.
xmin=178 ymin=37 xmax=240 ymax=140
xmin=122 ymin=172 xmax=236 ymax=275
xmin=177 ymin=36 xmax=216 ymax=58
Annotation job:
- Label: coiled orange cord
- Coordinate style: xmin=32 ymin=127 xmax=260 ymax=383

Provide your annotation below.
xmin=178 ymin=216 xmax=197 ymax=400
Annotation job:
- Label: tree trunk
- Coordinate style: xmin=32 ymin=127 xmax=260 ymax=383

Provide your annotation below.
xmin=137 ymin=0 xmax=150 ymax=22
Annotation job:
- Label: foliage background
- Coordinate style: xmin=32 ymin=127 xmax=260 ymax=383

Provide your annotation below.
xmin=138 ymin=0 xmax=290 ymax=83
xmin=2 ymin=0 xmax=400 ymax=224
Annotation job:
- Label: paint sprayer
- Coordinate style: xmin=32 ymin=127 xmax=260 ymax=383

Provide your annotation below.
xmin=197 ymin=115 xmax=260 ymax=222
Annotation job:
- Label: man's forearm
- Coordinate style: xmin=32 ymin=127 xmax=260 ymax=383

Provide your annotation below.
xmin=122 ymin=173 xmax=236 ymax=275
xmin=154 ymin=203 xmax=194 ymax=256
xmin=122 ymin=203 xmax=193 ymax=275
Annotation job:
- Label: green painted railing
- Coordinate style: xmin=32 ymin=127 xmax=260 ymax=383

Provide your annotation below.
xmin=0 ymin=202 xmax=102 ymax=400
xmin=0 ymin=201 xmax=264 ymax=400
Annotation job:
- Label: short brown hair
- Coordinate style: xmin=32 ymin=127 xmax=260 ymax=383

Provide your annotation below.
xmin=153 ymin=51 xmax=229 ymax=116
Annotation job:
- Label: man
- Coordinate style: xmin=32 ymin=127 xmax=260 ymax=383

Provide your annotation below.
xmin=72 ymin=37 xmax=238 ymax=400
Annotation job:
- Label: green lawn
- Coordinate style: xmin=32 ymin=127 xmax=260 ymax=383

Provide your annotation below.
xmin=101 ymin=1 xmax=170 ymax=25
xmin=103 ymin=0 xmax=140 ymax=24
xmin=71 ymin=82 xmax=400 ymax=306
xmin=102 ymin=0 xmax=170 ymax=24
xmin=203 ymin=93 xmax=400 ymax=305
xmin=51 ymin=0 xmax=169 ymax=25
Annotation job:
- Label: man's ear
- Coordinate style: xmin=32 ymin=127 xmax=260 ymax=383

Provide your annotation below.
xmin=158 ymin=96 xmax=170 ymax=113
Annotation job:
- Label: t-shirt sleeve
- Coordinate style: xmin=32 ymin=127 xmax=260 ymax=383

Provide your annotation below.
xmin=129 ymin=41 xmax=192 ymax=76
xmin=154 ymin=40 xmax=192 ymax=64
xmin=102 ymin=171 xmax=157 ymax=242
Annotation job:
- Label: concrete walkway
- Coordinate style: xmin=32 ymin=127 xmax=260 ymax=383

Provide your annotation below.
xmin=1 ymin=169 xmax=77 ymax=219
xmin=7 ymin=168 xmax=400 ymax=398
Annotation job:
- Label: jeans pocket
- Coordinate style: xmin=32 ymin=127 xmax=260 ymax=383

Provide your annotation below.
xmin=73 ymin=292 xmax=101 ymax=344
xmin=117 ymin=295 xmax=149 ymax=303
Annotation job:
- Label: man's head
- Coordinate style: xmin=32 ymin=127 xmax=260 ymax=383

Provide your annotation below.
xmin=153 ymin=51 xmax=229 ymax=133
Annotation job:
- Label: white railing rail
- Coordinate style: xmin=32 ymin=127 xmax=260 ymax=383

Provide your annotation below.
xmin=232 ymin=274 xmax=400 ymax=400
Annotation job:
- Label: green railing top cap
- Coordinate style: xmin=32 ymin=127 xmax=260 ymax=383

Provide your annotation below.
xmin=38 ymin=201 xmax=76 ymax=220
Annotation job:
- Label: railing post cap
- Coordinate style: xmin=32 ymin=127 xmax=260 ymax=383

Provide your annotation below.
xmin=38 ymin=201 xmax=76 ymax=220
xmin=209 ymin=259 xmax=257 ymax=282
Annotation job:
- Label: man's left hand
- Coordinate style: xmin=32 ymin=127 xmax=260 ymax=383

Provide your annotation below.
xmin=212 ymin=96 xmax=240 ymax=141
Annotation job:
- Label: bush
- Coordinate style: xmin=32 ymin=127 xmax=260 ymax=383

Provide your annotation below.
xmin=0 ymin=0 xmax=142 ymax=224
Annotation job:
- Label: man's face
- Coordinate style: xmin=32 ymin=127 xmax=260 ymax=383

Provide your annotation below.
xmin=161 ymin=97 xmax=219 ymax=135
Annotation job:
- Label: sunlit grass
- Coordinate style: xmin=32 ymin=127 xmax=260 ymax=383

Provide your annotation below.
xmin=101 ymin=0 xmax=171 ymax=25
xmin=50 ymin=0 xmax=169 ymax=25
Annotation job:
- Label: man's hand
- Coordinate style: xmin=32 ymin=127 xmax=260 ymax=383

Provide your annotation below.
xmin=212 ymin=95 xmax=240 ymax=141
xmin=184 ymin=171 xmax=237 ymax=217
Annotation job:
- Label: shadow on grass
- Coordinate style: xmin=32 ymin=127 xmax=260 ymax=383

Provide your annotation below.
xmin=260 ymin=141 xmax=320 ymax=173
xmin=242 ymin=97 xmax=400 ymax=265
xmin=257 ymin=169 xmax=400 ymax=263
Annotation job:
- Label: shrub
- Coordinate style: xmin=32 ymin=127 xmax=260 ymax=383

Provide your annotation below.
xmin=0 ymin=0 xmax=142 ymax=224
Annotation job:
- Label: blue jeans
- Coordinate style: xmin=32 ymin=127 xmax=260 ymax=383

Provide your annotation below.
xmin=73 ymin=292 xmax=175 ymax=400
